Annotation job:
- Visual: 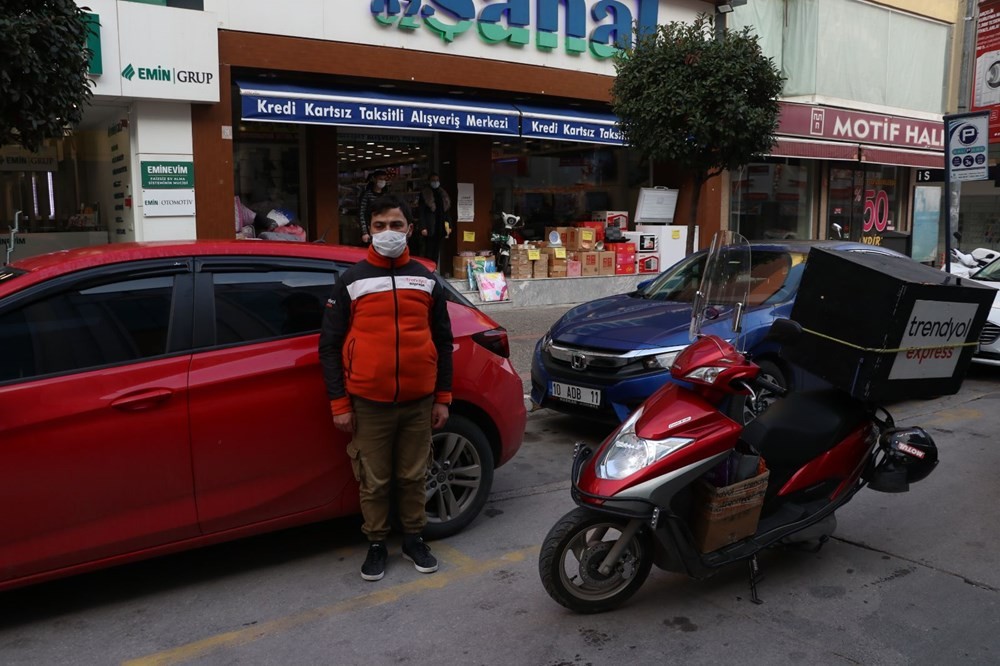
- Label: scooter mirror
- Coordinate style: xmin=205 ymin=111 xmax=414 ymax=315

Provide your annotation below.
xmin=766 ymin=318 xmax=802 ymax=345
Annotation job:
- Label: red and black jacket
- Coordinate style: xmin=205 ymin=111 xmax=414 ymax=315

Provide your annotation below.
xmin=318 ymin=245 xmax=453 ymax=415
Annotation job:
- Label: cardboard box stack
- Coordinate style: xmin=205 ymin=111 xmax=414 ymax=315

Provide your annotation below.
xmin=598 ymin=251 xmax=616 ymax=276
xmin=566 ymin=227 xmax=597 ymax=252
xmin=542 ymin=246 xmax=568 ymax=277
xmin=577 ymin=221 xmax=605 ymax=243
xmin=509 ymin=246 xmax=533 ymax=280
xmin=569 ymin=250 xmax=599 ymax=276
xmin=606 ymin=242 xmax=636 ymax=274
xmin=544 ymin=226 xmax=571 ymax=247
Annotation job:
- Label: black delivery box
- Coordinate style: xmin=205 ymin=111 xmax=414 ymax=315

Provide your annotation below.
xmin=784 ymin=248 xmax=995 ymax=402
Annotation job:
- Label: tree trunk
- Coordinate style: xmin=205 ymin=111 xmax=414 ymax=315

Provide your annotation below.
xmin=686 ymin=172 xmax=704 ymax=256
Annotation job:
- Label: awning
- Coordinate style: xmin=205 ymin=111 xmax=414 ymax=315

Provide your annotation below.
xmin=237 ymin=81 xmax=521 ymax=137
xmin=769 ymin=137 xmax=860 ymax=161
xmin=860 ymin=146 xmax=944 ymax=169
xmin=515 ymin=105 xmax=625 ymax=146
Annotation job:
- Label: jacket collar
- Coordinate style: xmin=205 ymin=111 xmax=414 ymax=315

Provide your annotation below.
xmin=366 ymin=243 xmax=411 ymax=268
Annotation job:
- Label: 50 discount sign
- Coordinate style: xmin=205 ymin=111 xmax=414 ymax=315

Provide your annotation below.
xmin=862 ymin=189 xmax=891 ymax=233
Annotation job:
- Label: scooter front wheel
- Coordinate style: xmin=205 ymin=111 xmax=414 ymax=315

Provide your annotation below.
xmin=538 ymin=507 xmax=653 ymax=614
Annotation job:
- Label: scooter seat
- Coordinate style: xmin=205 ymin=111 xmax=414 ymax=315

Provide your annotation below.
xmin=740 ymin=389 xmax=869 ymax=469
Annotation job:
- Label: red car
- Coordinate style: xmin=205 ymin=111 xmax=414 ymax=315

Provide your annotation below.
xmin=0 ymin=241 xmax=525 ymax=592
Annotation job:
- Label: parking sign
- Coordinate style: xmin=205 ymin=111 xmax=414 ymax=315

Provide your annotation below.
xmin=945 ymin=112 xmax=989 ymax=181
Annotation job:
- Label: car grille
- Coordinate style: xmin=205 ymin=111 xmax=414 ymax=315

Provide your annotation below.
xmin=542 ymin=342 xmax=671 ymax=382
xmin=981 ymin=322 xmax=1000 ymax=346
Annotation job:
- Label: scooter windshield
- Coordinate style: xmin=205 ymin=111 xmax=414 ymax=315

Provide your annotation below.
xmin=689 ymin=231 xmax=752 ymax=344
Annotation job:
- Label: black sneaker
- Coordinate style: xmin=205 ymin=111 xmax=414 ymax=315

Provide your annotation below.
xmin=402 ymin=535 xmax=438 ymax=574
xmin=361 ymin=541 xmax=387 ymax=581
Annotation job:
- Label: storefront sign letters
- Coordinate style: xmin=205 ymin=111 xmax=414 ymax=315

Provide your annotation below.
xmin=779 ymin=103 xmax=944 ymax=150
xmin=0 ymin=145 xmax=58 ymax=172
xmin=244 ymin=96 xmax=519 ymax=136
xmin=522 ymin=118 xmax=624 ymax=145
xmin=370 ymin=0 xmax=658 ymax=58
xmin=142 ymin=189 xmax=196 ymax=217
xmin=141 ymin=161 xmax=195 ymax=188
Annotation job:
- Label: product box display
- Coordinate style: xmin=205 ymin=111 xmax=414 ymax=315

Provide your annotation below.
xmin=567 ymin=228 xmax=597 ymax=251
xmin=544 ymin=226 xmax=571 ymax=247
xmin=566 ymin=259 xmax=582 ymax=277
xmin=692 ymin=470 xmax=769 ymax=553
xmin=605 ymin=242 xmax=637 ymax=255
xmin=475 ymin=272 xmax=509 ymax=302
xmin=637 ymin=254 xmax=660 ymax=273
xmin=577 ymin=221 xmax=606 ymax=242
xmin=786 ymin=248 xmax=995 ymax=402
xmin=532 ymin=259 xmax=550 ymax=279
xmin=593 ymin=210 xmax=629 ymax=230
xmin=614 ymin=249 xmax=636 ymax=274
xmin=571 ymin=251 xmax=600 ymax=276
xmin=598 ymin=251 xmax=616 ymax=276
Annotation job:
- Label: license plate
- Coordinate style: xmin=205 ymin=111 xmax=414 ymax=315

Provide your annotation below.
xmin=550 ymin=381 xmax=601 ymax=407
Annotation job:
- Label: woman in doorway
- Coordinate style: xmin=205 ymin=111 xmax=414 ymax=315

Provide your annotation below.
xmin=358 ymin=169 xmax=389 ymax=245
xmin=416 ymin=172 xmax=452 ymax=269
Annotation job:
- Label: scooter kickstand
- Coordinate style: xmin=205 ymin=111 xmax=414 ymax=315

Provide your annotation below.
xmin=748 ymin=554 xmax=764 ymax=605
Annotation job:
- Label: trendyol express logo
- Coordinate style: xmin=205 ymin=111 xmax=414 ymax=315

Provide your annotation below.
xmin=370 ymin=0 xmax=659 ymax=58
xmin=121 ymin=63 xmax=214 ymax=85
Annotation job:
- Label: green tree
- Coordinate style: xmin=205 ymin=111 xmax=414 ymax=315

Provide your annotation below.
xmin=612 ymin=14 xmax=783 ymax=254
xmin=0 ymin=0 xmax=94 ymax=151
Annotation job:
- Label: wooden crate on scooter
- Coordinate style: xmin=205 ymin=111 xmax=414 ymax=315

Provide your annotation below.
xmin=691 ymin=469 xmax=769 ymax=553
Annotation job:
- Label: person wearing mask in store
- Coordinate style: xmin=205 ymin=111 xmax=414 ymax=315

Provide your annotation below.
xmin=416 ymin=172 xmax=452 ymax=270
xmin=357 ymin=169 xmax=389 ymax=245
xmin=318 ymin=193 xmax=453 ymax=583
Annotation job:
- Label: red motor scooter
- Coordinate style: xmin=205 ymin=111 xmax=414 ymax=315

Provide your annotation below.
xmin=538 ymin=231 xmax=939 ymax=614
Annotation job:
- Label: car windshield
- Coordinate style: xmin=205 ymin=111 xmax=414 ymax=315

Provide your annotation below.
xmin=640 ymin=249 xmax=806 ymax=306
xmin=974 ymin=258 xmax=1000 ymax=282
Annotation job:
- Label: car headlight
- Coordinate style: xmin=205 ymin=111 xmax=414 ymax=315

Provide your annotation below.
xmin=541 ymin=333 xmax=552 ymax=353
xmin=641 ymin=350 xmax=682 ymax=370
xmin=597 ymin=406 xmax=694 ymax=480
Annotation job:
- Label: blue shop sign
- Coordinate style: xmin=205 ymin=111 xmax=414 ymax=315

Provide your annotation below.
xmin=516 ymin=105 xmax=624 ymax=145
xmin=239 ymin=82 xmax=520 ymax=137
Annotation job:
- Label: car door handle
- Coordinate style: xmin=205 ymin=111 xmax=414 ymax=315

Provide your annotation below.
xmin=111 ymin=388 xmax=174 ymax=411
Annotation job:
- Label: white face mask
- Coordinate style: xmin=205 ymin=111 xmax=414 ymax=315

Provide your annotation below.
xmin=371 ymin=230 xmax=408 ymax=258
xmin=375 ymin=180 xmax=387 ymax=189
xmin=430 ymin=181 xmax=440 ymax=189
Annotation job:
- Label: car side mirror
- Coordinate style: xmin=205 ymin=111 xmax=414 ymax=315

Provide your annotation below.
xmin=766 ymin=318 xmax=802 ymax=344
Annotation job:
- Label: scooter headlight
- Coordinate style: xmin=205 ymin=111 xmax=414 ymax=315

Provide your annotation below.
xmin=597 ymin=406 xmax=694 ymax=480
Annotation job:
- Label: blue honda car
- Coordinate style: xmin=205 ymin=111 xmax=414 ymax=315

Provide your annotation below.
xmin=530 ymin=240 xmax=905 ymax=423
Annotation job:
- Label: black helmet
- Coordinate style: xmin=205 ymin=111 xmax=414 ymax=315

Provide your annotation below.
xmin=867 ymin=427 xmax=938 ymax=492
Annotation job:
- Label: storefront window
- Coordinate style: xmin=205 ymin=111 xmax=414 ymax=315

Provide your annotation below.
xmin=336 ymin=129 xmax=432 ymax=245
xmin=491 ymin=140 xmax=649 ymax=241
xmin=731 ymin=159 xmax=817 ymax=240
xmin=1 ymin=126 xmax=121 ymax=259
xmin=234 ymin=122 xmax=310 ymax=237
xmin=827 ymin=164 xmax=906 ymax=245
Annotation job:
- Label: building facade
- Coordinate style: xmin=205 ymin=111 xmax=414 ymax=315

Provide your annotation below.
xmin=730 ymin=0 xmax=963 ymax=260
xmin=3 ymin=0 xmax=971 ymax=267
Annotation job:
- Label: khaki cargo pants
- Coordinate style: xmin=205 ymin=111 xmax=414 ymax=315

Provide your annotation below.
xmin=346 ymin=396 xmax=433 ymax=542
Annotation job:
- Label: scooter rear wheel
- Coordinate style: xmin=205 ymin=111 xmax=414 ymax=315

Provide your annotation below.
xmin=538 ymin=507 xmax=653 ymax=614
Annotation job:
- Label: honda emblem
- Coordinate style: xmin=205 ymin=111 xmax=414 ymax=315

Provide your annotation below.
xmin=571 ymin=352 xmax=588 ymax=370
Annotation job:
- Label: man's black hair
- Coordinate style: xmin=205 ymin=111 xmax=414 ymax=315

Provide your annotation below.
xmin=370 ymin=193 xmax=413 ymax=224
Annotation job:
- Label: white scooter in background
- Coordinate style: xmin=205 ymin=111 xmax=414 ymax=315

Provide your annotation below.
xmin=945 ymin=232 xmax=999 ymax=278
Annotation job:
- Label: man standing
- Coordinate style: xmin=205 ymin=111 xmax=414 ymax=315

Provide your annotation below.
xmin=416 ymin=172 xmax=452 ymax=270
xmin=319 ymin=193 xmax=453 ymax=582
